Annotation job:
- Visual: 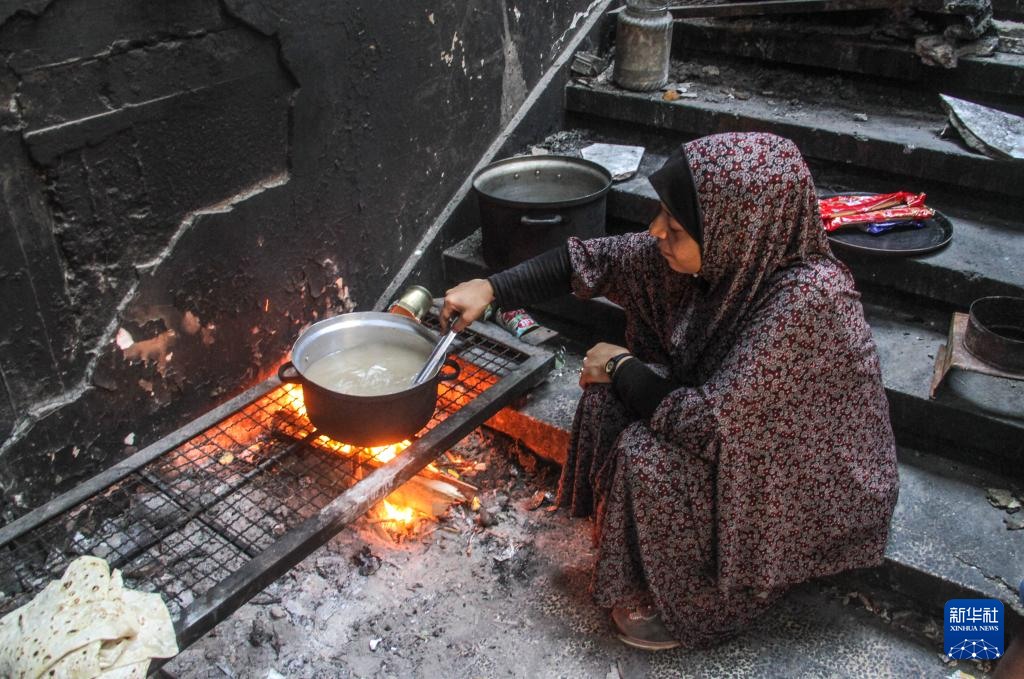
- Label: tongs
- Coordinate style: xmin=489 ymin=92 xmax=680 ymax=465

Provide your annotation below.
xmin=412 ymin=313 xmax=460 ymax=386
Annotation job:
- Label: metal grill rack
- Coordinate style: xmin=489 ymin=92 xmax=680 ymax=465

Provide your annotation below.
xmin=0 ymin=316 xmax=552 ymax=650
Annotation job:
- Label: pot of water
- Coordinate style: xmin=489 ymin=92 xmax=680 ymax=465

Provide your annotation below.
xmin=277 ymin=312 xmax=460 ymax=446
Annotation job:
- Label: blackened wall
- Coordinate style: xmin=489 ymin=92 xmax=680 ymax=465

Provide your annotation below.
xmin=0 ymin=0 xmax=600 ymax=516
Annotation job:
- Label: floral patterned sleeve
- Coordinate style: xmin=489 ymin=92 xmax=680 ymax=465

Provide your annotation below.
xmin=565 ymin=233 xmax=660 ymax=310
xmin=649 ymin=278 xmax=874 ymax=466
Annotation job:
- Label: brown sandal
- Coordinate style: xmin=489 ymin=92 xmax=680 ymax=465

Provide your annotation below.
xmin=611 ymin=605 xmax=682 ymax=651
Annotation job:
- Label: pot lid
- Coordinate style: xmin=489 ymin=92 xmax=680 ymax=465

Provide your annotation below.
xmin=472 ymin=155 xmax=612 ymax=208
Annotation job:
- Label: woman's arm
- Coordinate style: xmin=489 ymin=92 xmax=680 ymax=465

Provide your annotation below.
xmin=441 ymin=244 xmax=573 ymax=331
xmin=487 ymin=244 xmax=572 ymax=309
xmin=580 ymin=343 xmax=679 ymax=418
xmin=612 ymin=359 xmax=677 ymax=419
xmin=567 ymin=233 xmax=653 ymax=305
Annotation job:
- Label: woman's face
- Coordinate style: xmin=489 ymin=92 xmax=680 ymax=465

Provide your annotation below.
xmin=648 ymin=203 xmax=702 ymax=274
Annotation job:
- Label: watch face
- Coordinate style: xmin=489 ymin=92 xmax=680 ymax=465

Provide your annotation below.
xmin=605 ymin=358 xmax=616 ymax=375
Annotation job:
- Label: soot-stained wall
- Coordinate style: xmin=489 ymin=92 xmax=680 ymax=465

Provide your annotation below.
xmin=0 ymin=0 xmax=599 ymax=517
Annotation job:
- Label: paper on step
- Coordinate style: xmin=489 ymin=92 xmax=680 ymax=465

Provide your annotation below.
xmin=581 ymin=143 xmax=645 ymax=181
xmin=941 ymin=94 xmax=1024 ymax=160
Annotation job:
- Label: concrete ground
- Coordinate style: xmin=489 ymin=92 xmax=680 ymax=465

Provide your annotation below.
xmin=164 ymin=428 xmax=988 ymax=679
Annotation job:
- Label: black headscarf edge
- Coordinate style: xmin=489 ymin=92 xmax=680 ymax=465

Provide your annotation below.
xmin=648 ymin=148 xmax=703 ymax=248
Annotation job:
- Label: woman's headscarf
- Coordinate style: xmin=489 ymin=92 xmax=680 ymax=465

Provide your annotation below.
xmin=657 ymin=133 xmax=837 ymax=382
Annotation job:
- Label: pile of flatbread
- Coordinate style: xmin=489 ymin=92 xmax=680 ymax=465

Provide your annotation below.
xmin=0 ymin=556 xmax=178 ymax=678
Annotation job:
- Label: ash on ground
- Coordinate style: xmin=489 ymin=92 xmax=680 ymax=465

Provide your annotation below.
xmin=166 ymin=428 xmax=973 ymax=679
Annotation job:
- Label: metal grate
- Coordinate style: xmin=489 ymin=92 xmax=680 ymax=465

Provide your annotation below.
xmin=0 ymin=317 xmax=545 ymax=630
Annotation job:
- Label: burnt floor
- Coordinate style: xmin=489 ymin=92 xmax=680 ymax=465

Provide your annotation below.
xmin=164 ymin=428 xmax=986 ymax=679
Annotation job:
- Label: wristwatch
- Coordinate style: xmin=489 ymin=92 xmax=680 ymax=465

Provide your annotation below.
xmin=604 ymin=353 xmax=634 ymax=378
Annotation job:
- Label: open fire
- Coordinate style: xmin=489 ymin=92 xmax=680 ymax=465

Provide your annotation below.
xmin=278 ymin=383 xmax=468 ymax=542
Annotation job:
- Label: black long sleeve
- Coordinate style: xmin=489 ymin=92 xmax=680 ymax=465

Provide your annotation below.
xmin=612 ymin=358 xmax=678 ymax=420
xmin=488 ymin=244 xmax=676 ymax=418
xmin=487 ymin=245 xmax=572 ymax=309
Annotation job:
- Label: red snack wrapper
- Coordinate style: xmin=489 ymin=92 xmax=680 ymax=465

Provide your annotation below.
xmin=823 ymin=206 xmax=935 ymax=232
xmin=818 ymin=192 xmax=927 ymax=220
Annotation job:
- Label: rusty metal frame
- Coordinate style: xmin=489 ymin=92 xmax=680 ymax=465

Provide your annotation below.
xmin=0 ymin=379 xmax=279 ymax=549
xmin=1 ymin=318 xmax=554 ymax=659
xmin=172 ymin=347 xmax=551 ymax=649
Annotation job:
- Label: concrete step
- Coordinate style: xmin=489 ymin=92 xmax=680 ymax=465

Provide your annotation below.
xmin=477 ymin=335 xmax=1024 ymax=624
xmin=443 ymin=233 xmax=1024 ymax=478
xmin=669 ymin=18 xmax=1024 ymax=100
xmin=604 ymin=150 xmax=1024 ymax=310
xmin=995 ymin=0 xmax=1024 ymax=21
xmin=863 ymin=301 xmax=1024 ymax=479
xmin=564 ymin=55 xmax=1024 ymax=198
xmin=877 ymin=447 xmax=1024 ymax=621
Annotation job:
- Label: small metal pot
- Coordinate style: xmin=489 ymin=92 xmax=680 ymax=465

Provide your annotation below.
xmin=964 ymin=296 xmax=1024 ymax=373
xmin=474 ymin=155 xmax=612 ymax=268
xmin=277 ymin=312 xmax=460 ymax=447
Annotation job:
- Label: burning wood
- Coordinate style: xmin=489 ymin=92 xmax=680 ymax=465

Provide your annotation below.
xmin=386 ymin=476 xmax=466 ymax=517
xmin=268 ymin=384 xmax=479 ymax=542
xmin=370 ymin=472 xmax=470 ymax=542
xmin=279 ymin=383 xmax=306 ymax=416
xmin=379 ymin=499 xmax=414 ymax=529
xmin=263 ymin=361 xmax=524 ymax=544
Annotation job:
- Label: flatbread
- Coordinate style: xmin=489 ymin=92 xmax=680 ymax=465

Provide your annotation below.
xmin=97 ymin=660 xmax=148 ymax=679
xmin=102 ymin=590 xmax=177 ymax=670
xmin=0 ymin=557 xmax=177 ymax=679
xmin=95 ymin=572 xmax=130 ymax=671
xmin=0 ymin=558 xmax=137 ymax=678
xmin=43 ymin=640 xmax=102 ymax=678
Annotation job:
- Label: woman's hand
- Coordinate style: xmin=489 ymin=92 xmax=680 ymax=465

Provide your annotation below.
xmin=580 ymin=342 xmax=631 ymax=387
xmin=441 ymin=279 xmax=495 ymax=332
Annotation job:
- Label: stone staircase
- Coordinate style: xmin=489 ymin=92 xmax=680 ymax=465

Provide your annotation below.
xmin=442 ymin=6 xmax=1023 ymax=672
xmin=995 ymin=0 xmax=1024 ymax=22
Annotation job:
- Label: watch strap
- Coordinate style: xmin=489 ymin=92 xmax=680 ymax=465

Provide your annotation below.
xmin=605 ymin=352 xmax=634 ymax=377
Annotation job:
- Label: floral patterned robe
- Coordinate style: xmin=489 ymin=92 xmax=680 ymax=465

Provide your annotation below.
xmin=558 ymin=132 xmax=899 ymax=646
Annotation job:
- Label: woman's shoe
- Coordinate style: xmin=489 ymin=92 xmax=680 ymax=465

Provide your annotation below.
xmin=611 ymin=605 xmax=682 ymax=651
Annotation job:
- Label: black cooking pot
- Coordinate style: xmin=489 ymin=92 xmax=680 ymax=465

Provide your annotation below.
xmin=277 ymin=312 xmax=460 ymax=447
xmin=474 ymin=155 xmax=612 ymax=268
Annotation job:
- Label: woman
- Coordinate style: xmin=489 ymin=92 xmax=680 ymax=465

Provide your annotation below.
xmin=442 ymin=132 xmax=899 ymax=650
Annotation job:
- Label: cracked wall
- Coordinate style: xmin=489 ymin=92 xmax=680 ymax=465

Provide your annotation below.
xmin=0 ymin=0 xmax=596 ymax=517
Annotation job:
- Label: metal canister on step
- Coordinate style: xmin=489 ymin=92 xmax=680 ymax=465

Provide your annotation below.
xmin=388 ymin=285 xmax=433 ymax=322
xmin=613 ymin=0 xmax=673 ymax=92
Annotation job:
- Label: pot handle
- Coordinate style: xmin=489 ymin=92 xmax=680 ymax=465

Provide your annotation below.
xmin=520 ymin=215 xmax=564 ymax=227
xmin=278 ymin=361 xmax=302 ymax=384
xmin=439 ymin=358 xmax=461 ymax=382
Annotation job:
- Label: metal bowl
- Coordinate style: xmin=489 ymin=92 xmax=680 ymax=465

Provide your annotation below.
xmin=287 ymin=312 xmax=436 ymax=377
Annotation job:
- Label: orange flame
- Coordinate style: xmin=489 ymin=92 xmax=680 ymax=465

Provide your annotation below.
xmin=281 ymin=383 xmax=307 ymax=417
xmin=315 ymin=437 xmax=413 ymax=462
xmin=271 ymin=362 xmax=498 ymax=540
xmin=279 ymin=384 xmax=412 ymax=460
xmin=381 ymin=498 xmax=414 ymax=526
